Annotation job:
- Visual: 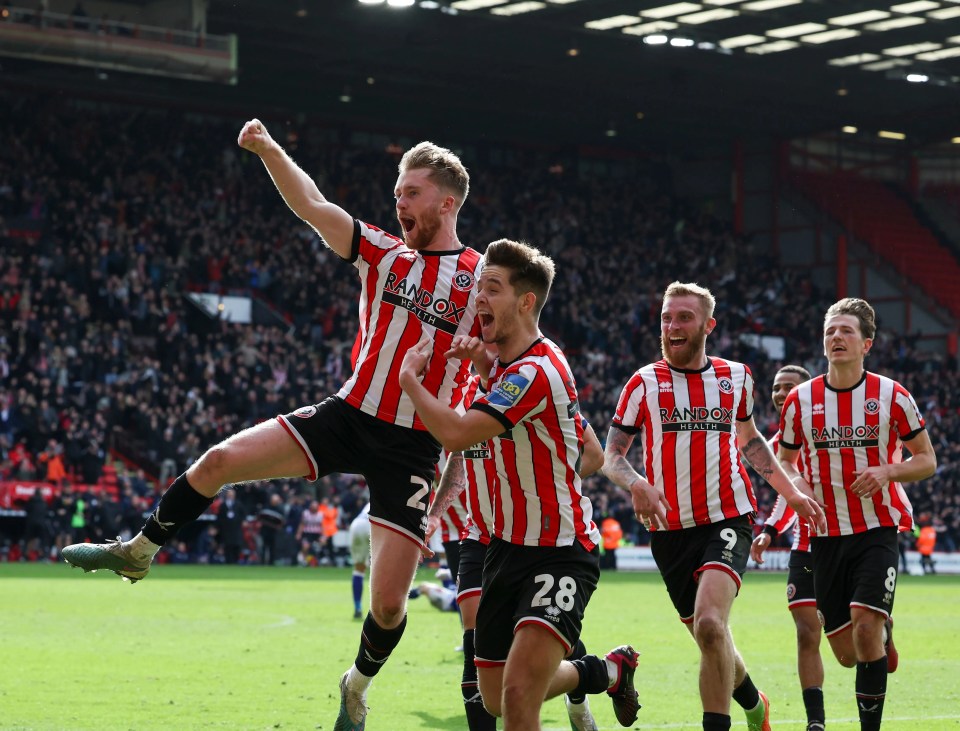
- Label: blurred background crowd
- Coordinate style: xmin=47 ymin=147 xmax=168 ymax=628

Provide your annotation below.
xmin=1 ymin=92 xmax=957 ymax=566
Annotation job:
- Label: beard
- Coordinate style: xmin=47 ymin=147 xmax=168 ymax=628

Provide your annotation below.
xmin=660 ymin=327 xmax=708 ymax=368
xmin=401 ymin=208 xmax=442 ymax=250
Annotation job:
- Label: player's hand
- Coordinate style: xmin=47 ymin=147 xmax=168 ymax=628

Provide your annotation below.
xmin=787 ymin=491 xmax=827 ymax=536
xmin=629 ymin=477 xmax=670 ymax=531
xmin=750 ymin=533 xmax=771 ymax=564
xmin=445 ymin=335 xmax=492 ymax=364
xmin=419 ymin=514 xmax=441 ymax=559
xmin=237 ymin=118 xmax=278 ymax=156
xmin=850 ymin=465 xmax=890 ymax=499
xmin=399 ymin=334 xmax=433 ymax=389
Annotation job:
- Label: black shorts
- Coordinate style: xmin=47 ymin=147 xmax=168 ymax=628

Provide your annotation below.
xmin=457 ymin=537 xmax=487 ymax=604
xmin=443 ymin=539 xmax=461 ymax=582
xmin=650 ymin=515 xmax=753 ymax=623
xmin=474 ymin=538 xmax=600 ymax=666
xmin=279 ymin=397 xmax=440 ymax=545
xmin=811 ymin=527 xmax=899 ymax=637
xmin=786 ymin=549 xmax=816 ymax=610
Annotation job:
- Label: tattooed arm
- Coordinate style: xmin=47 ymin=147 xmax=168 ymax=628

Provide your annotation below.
xmin=736 ymin=417 xmax=826 ymax=534
xmin=420 ymin=453 xmax=468 ymax=559
xmin=603 ymin=425 xmax=670 ymax=530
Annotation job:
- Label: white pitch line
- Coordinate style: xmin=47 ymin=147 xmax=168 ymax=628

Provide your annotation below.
xmin=262 ymin=614 xmax=297 ymax=629
xmin=544 ymin=714 xmax=960 ymax=730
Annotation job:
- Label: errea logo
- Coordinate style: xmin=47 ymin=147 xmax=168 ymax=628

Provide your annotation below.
xmin=659 ymin=381 xmax=673 ymax=392
xmin=813 ymin=403 xmax=825 ymax=415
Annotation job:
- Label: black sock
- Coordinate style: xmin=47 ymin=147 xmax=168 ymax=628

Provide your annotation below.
xmin=732 ymin=673 xmax=761 ymax=710
xmin=461 ymin=630 xmax=496 ymax=730
xmin=703 ymin=711 xmax=732 ymax=730
xmin=566 ymin=639 xmax=588 ymax=704
xmin=354 ymin=612 xmax=406 ymax=677
xmin=856 ymin=659 xmax=887 ymax=731
xmin=141 ymin=473 xmax=214 ymax=546
xmin=802 ymin=686 xmax=825 ymax=725
xmin=569 ymin=654 xmax=608 ymax=697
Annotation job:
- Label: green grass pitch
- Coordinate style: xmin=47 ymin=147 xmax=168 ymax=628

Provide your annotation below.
xmin=1 ymin=563 xmax=957 ymax=730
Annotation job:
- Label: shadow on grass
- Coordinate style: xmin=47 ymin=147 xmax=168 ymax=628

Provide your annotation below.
xmin=408 ymin=709 xmax=471 ymax=730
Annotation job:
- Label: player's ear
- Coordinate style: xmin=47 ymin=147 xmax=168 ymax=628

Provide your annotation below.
xmin=704 ymin=317 xmax=717 ymax=335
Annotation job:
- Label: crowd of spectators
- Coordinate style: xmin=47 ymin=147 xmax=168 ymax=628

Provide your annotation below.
xmin=1 ymin=92 xmax=957 ymax=565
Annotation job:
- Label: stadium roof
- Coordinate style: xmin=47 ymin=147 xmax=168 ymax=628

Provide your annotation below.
xmin=8 ymin=0 xmax=960 ymax=151
xmin=206 ymin=0 xmax=960 ymax=150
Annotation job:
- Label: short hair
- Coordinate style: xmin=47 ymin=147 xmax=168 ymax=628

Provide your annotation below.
xmin=483 ymin=239 xmax=555 ymax=315
xmin=663 ymin=281 xmax=716 ymax=320
xmin=777 ymin=364 xmax=811 ymax=382
xmin=399 ymin=141 xmax=470 ymax=208
xmin=824 ymin=297 xmax=876 ymax=340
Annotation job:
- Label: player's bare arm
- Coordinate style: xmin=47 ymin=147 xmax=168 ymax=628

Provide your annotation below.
xmin=603 ymin=426 xmax=670 ymax=530
xmin=399 ymin=335 xmax=506 ymax=451
xmin=750 ymin=531 xmax=773 ymax=564
xmin=237 ymin=118 xmax=354 ymax=258
xmin=445 ymin=336 xmax=496 ymax=386
xmin=580 ymin=423 xmax=604 ymax=478
xmin=850 ymin=429 xmax=938 ymax=498
xmin=738 ymin=418 xmax=828 ymax=534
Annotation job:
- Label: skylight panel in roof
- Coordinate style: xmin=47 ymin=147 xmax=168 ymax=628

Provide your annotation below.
xmin=828 ymin=10 xmax=891 ymax=25
xmin=828 ymin=53 xmax=882 ymax=65
xmin=584 ymin=14 xmax=641 ymax=29
xmin=768 ymin=22 xmax=826 ymax=38
xmin=891 ymin=1 xmax=939 ymax=12
xmin=642 ymin=2 xmax=701 ymax=18
xmin=883 ymin=41 xmax=942 ymax=55
xmin=677 ymin=8 xmax=739 ymax=22
xmin=491 ymin=1 xmax=547 ymax=13
xmin=719 ymin=33 xmax=766 ymax=47
xmin=741 ymin=0 xmax=802 ymax=10
xmin=622 ymin=20 xmax=680 ymax=34
xmin=802 ymin=28 xmax=860 ymax=43
xmin=745 ymin=39 xmax=800 ymax=53
xmin=866 ymin=16 xmax=926 ymax=30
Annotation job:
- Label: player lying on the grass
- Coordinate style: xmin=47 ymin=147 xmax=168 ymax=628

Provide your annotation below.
xmin=400 ymin=239 xmax=642 ymax=731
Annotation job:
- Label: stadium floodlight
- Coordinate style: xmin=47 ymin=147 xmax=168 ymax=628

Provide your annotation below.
xmin=419 ymin=0 xmax=441 ymax=6
xmin=866 ymin=16 xmax=925 ymax=30
xmin=642 ymin=3 xmax=702 ymax=19
xmin=719 ymin=33 xmax=765 ymax=48
xmin=677 ymin=8 xmax=739 ymax=23
xmin=829 ymin=53 xmax=881 ymax=65
xmin=387 ymin=0 xmax=416 ymax=5
xmin=906 ymin=73 xmax=930 ymax=82
xmin=358 ymin=0 xmax=386 ymax=4
xmin=643 ymin=34 xmax=670 ymax=44
xmin=828 ymin=10 xmax=890 ymax=25
xmin=884 ymin=42 xmax=942 ymax=56
xmin=952 ymin=137 xmax=960 ymax=144
xmin=741 ymin=0 xmax=802 ymax=11
xmin=670 ymin=36 xmax=696 ymax=46
xmin=745 ymin=39 xmax=800 ymax=53
xmin=801 ymin=28 xmax=860 ymax=44
xmin=767 ymin=22 xmax=826 ymax=38
xmin=842 ymin=126 xmax=858 ymax=134
xmin=451 ymin=0 xmax=509 ymax=9
xmin=492 ymin=1 xmax=547 ymax=14
xmin=891 ymin=1 xmax=938 ymax=12
xmin=878 ymin=130 xmax=906 ymax=140
xmin=585 ymin=14 xmax=642 ymax=30
xmin=622 ymin=20 xmax=679 ymax=35
xmin=930 ymin=6 xmax=960 ymax=18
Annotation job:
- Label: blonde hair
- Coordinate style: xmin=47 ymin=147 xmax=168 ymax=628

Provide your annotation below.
xmin=399 ymin=142 xmax=470 ymax=208
xmin=663 ymin=281 xmax=716 ymax=320
xmin=825 ymin=298 xmax=876 ymax=340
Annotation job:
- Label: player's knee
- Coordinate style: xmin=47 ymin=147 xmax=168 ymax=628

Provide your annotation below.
xmin=795 ymin=620 xmax=821 ymax=652
xmin=194 ymin=443 xmax=233 ymax=485
xmin=693 ymin=614 xmax=727 ymax=651
xmin=500 ymin=681 xmax=529 ymax=717
xmin=370 ymin=599 xmax=406 ymax=627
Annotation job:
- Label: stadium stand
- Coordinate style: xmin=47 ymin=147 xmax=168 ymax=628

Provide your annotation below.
xmin=0 ymin=92 xmax=957 ymax=564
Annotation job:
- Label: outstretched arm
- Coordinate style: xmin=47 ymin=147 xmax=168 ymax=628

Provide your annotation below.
xmin=603 ymin=426 xmax=669 ymax=530
xmin=737 ymin=418 xmax=827 ymax=534
xmin=238 ymin=119 xmax=355 ymax=258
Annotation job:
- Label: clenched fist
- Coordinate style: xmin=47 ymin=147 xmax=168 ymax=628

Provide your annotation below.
xmin=237 ymin=118 xmax=278 ymax=156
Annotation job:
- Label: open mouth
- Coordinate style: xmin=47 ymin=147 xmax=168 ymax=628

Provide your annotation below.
xmin=668 ymin=337 xmax=687 ymax=347
xmin=399 ymin=216 xmax=416 ymax=233
xmin=479 ymin=312 xmax=494 ymax=328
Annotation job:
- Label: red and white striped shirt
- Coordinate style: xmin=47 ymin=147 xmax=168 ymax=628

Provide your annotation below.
xmin=337 ymin=220 xmax=483 ymax=430
xmin=467 ymin=338 xmax=600 ymax=550
xmin=779 ymin=371 xmax=923 ymax=536
xmin=611 ymin=357 xmax=756 ymax=531
xmin=763 ymin=435 xmax=811 ymax=553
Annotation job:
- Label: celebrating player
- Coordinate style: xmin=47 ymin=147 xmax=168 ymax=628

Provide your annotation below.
xmin=777 ymin=298 xmax=937 ymax=731
xmin=750 ymin=364 xmax=828 ymax=731
xmin=603 ymin=281 xmax=827 ymax=731
xmin=399 ymin=239 xmax=640 ymax=731
xmin=62 ymin=120 xmax=483 ymax=731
